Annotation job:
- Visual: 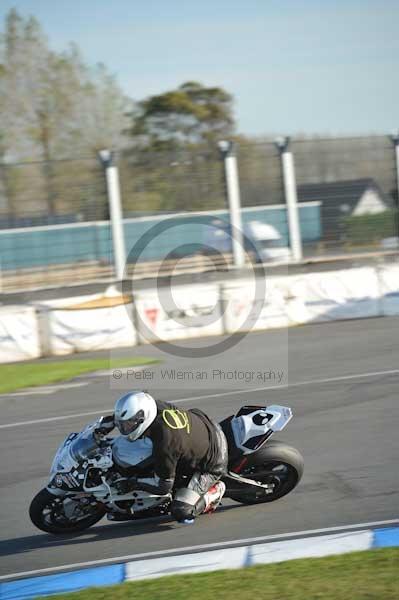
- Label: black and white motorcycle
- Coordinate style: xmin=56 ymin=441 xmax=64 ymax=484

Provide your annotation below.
xmin=29 ymin=404 xmax=304 ymax=534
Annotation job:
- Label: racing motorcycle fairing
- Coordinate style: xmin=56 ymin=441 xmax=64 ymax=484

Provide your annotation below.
xmin=112 ymin=436 xmax=153 ymax=469
xmin=48 ymin=422 xmax=113 ymax=494
xmin=46 ymin=418 xmax=167 ymax=515
xmin=231 ymin=404 xmax=292 ymax=455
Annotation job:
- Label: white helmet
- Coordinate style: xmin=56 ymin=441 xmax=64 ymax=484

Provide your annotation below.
xmin=114 ymin=391 xmax=157 ymax=441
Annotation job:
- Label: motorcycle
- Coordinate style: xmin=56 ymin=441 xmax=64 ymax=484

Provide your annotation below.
xmin=29 ymin=404 xmax=304 ymax=534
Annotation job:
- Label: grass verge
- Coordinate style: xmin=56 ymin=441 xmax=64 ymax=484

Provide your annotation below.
xmin=0 ymin=357 xmax=159 ymax=394
xmin=42 ymin=548 xmax=399 ymax=600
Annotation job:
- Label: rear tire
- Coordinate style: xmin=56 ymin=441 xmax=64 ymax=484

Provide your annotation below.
xmin=228 ymin=441 xmax=304 ymax=505
xmin=29 ymin=488 xmax=106 ymax=535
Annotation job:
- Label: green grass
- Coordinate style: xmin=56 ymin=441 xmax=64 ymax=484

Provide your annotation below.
xmin=43 ymin=548 xmax=399 ymax=600
xmin=0 ymin=357 xmax=159 ymax=394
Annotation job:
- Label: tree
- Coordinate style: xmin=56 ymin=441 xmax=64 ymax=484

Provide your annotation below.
xmin=131 ymin=81 xmax=234 ymax=150
xmin=0 ymin=9 xmax=131 ymax=217
xmin=71 ymin=56 xmax=130 ymax=154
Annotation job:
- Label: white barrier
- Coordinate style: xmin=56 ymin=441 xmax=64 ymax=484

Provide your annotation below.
xmin=0 ymin=306 xmax=41 ymax=363
xmin=0 ymin=264 xmax=397 ymax=362
xmin=223 ymin=266 xmax=383 ymax=333
xmin=135 ymin=284 xmax=223 ymax=344
xmin=39 ymin=304 xmax=137 ymax=356
xmin=288 ymin=267 xmax=380 ymax=323
xmin=223 ymin=278 xmax=290 ymax=333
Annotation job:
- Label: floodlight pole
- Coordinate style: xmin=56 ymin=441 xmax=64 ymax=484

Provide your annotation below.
xmin=275 ymin=136 xmax=303 ymax=262
xmin=98 ymin=150 xmax=126 ymax=280
xmin=218 ymin=141 xmax=245 ymax=268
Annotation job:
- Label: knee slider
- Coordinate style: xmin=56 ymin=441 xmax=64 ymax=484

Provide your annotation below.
xmin=171 ymin=488 xmax=202 ymax=522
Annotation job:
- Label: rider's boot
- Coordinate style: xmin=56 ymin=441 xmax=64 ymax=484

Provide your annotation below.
xmin=203 ymin=481 xmax=226 ymax=514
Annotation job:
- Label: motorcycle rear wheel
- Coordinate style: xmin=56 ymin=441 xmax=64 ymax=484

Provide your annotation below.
xmin=228 ymin=441 xmax=304 ymax=505
xmin=29 ymin=488 xmax=106 ymax=534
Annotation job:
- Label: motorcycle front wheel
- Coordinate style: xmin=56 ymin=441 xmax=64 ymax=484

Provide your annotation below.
xmin=227 ymin=441 xmax=304 ymax=505
xmin=29 ymin=488 xmax=106 ymax=534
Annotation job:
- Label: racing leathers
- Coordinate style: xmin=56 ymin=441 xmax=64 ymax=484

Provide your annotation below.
xmin=147 ymin=400 xmax=228 ymax=521
xmin=102 ymin=399 xmax=228 ymax=521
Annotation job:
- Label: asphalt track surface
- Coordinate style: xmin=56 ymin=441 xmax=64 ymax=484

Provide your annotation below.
xmin=0 ymin=317 xmax=398 ymax=577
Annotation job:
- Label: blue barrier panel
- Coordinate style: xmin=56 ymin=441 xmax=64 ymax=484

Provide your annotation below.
xmin=297 ymin=204 xmax=322 ymax=241
xmin=373 ymin=527 xmax=399 ymax=548
xmin=0 ymin=203 xmax=321 ymax=270
xmin=0 ymin=563 xmax=125 ymax=600
xmin=0 ymin=223 xmax=112 ymax=270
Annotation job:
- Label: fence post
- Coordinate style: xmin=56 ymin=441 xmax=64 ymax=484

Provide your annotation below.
xmin=390 ymin=132 xmax=399 ymax=242
xmin=98 ymin=150 xmax=126 ymax=280
xmin=275 ymin=137 xmax=303 ymax=262
xmin=218 ymin=141 xmax=245 ymax=268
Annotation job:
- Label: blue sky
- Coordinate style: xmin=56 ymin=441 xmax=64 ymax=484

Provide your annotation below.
xmin=1 ymin=0 xmax=398 ymax=136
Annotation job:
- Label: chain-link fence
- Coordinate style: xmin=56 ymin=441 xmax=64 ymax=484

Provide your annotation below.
xmin=292 ymin=136 xmax=398 ymax=257
xmin=0 ymin=157 xmax=113 ymax=291
xmin=0 ymin=135 xmax=397 ymax=293
xmin=118 ymin=147 xmax=225 ymax=215
xmin=237 ymin=142 xmax=284 ymax=207
xmin=0 ymin=158 xmax=108 ymax=223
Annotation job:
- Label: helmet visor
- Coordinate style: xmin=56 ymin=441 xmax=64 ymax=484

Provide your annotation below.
xmin=115 ymin=409 xmax=145 ymax=436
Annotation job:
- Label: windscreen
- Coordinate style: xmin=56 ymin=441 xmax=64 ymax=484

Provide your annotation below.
xmin=70 ymin=431 xmax=99 ymax=461
xmin=49 ymin=419 xmax=103 ymax=476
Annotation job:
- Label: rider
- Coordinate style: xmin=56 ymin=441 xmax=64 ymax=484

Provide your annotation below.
xmin=100 ymin=391 xmax=228 ymax=523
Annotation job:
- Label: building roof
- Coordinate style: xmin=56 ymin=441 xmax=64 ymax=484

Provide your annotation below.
xmin=297 ymin=178 xmax=388 ymax=211
xmin=297 ymin=178 xmax=389 ymax=239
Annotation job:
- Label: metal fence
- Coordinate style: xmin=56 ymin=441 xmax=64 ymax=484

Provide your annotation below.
xmin=118 ymin=147 xmax=225 ymax=215
xmin=292 ymin=136 xmax=398 ymax=257
xmin=0 ymin=135 xmax=398 ymax=293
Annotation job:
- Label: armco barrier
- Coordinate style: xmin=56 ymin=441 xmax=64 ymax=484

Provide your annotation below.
xmin=1 ymin=526 xmax=398 ymax=599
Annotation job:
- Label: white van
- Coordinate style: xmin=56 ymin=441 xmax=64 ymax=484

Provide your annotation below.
xmin=204 ymin=219 xmax=291 ymax=263
xmin=245 ymin=220 xmax=291 ymax=262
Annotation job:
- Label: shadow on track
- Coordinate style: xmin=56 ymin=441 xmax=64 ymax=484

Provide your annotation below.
xmin=0 ymin=520 xmax=174 ymax=559
xmin=0 ymin=504 xmax=240 ymax=559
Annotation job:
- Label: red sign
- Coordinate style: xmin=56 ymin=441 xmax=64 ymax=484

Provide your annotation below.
xmin=145 ymin=307 xmax=159 ymax=329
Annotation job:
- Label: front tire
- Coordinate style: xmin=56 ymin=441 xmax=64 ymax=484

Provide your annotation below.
xmin=228 ymin=441 xmax=304 ymax=505
xmin=29 ymin=488 xmax=106 ymax=534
